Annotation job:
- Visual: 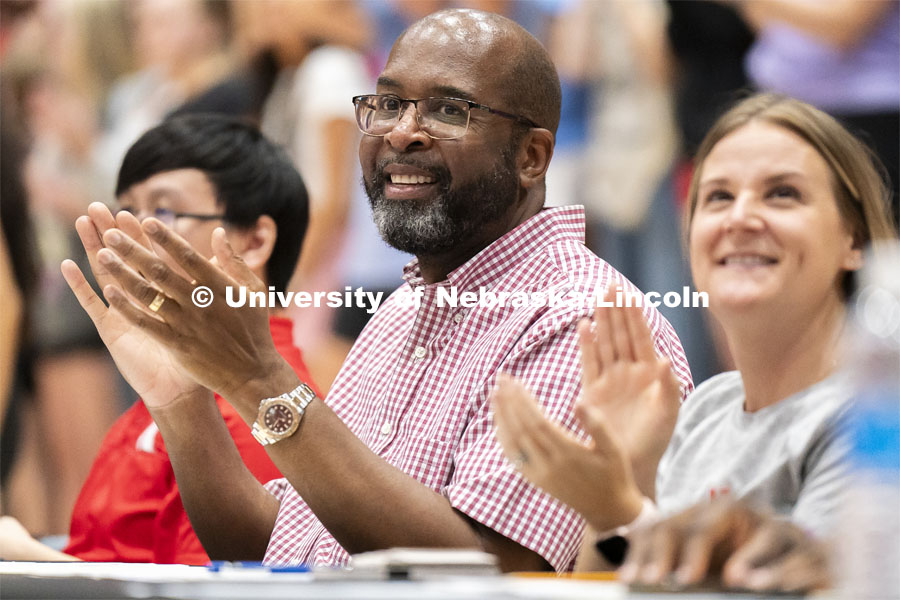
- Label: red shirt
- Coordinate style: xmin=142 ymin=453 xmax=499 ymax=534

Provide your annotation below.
xmin=64 ymin=317 xmax=315 ymax=564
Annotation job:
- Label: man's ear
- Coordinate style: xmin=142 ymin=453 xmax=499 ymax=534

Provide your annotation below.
xmin=518 ymin=128 xmax=554 ymax=190
xmin=229 ymin=215 xmax=277 ymax=274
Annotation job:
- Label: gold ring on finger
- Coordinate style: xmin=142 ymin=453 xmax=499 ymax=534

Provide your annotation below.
xmin=148 ymin=292 xmax=166 ymax=313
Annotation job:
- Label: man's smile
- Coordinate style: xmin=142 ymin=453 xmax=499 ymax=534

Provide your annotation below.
xmin=389 ymin=174 xmax=436 ymax=184
xmin=381 ymin=163 xmax=444 ymax=200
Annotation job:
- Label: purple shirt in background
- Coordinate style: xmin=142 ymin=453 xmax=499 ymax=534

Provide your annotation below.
xmin=746 ymin=5 xmax=900 ymax=114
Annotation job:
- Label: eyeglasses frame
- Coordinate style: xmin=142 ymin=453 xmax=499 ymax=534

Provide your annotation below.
xmin=352 ymin=94 xmax=540 ymax=140
xmin=114 ymin=207 xmax=226 ymax=225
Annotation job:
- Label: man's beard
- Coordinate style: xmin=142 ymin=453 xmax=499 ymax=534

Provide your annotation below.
xmin=363 ymin=148 xmax=520 ymax=256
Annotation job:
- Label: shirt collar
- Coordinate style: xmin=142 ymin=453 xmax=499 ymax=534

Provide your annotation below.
xmin=401 ymin=205 xmax=587 ymax=291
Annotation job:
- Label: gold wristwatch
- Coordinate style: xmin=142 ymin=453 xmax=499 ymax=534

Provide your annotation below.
xmin=251 ymin=383 xmax=316 ymax=446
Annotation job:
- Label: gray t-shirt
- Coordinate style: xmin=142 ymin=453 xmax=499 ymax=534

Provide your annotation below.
xmin=656 ymin=371 xmax=851 ymax=537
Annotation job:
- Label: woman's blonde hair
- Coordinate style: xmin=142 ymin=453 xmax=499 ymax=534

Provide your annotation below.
xmin=686 ymin=94 xmax=897 ymax=252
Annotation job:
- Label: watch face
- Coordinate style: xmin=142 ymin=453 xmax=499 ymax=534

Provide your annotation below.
xmin=264 ymin=403 xmax=295 ymax=434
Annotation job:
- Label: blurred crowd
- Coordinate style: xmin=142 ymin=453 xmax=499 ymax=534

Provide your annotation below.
xmin=1 ymin=0 xmax=897 ymax=543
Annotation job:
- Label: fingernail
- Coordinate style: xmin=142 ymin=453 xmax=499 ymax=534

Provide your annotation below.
xmin=144 ymin=220 xmax=159 ymax=234
xmin=98 ymin=250 xmax=114 ymax=265
xmin=106 ymin=230 xmax=122 ymax=245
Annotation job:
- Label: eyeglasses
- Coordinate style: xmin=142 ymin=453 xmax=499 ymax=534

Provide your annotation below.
xmin=352 ymin=94 xmax=539 ymax=140
xmin=115 ymin=207 xmax=225 ymax=227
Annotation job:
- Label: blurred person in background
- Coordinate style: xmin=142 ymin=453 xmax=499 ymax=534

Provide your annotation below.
xmin=94 ymin=0 xmax=235 ymax=192
xmin=494 ymin=94 xmax=897 ymax=592
xmin=0 ymin=109 xmax=34 ymax=445
xmin=0 ymin=0 xmax=41 ymax=516
xmin=0 ymin=0 xmax=129 ymax=537
xmin=535 ymin=0 xmax=593 ymax=213
xmin=54 ymin=0 xmax=133 ymax=114
xmin=734 ymin=0 xmax=899 ymax=227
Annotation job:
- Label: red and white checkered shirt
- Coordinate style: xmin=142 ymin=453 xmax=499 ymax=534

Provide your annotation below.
xmin=263 ymin=206 xmax=693 ymax=571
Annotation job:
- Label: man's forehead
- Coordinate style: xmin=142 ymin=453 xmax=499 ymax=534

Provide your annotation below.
xmin=375 ymin=74 xmax=480 ymax=103
xmin=381 ymin=20 xmax=508 ymax=99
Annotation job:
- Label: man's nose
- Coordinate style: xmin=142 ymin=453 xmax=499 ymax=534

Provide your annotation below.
xmin=383 ymin=103 xmax=432 ymax=152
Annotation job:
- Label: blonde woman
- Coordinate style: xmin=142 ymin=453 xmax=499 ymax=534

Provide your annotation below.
xmin=493 ymin=93 xmax=897 ymax=591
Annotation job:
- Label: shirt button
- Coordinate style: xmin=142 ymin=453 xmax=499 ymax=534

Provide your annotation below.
xmin=453 ymin=313 xmax=464 ymax=324
xmin=413 ymin=346 xmax=427 ymax=359
xmin=380 ymin=422 xmax=392 ymax=436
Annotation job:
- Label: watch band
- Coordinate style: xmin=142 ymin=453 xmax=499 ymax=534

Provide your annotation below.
xmin=251 ymin=383 xmax=317 ymax=446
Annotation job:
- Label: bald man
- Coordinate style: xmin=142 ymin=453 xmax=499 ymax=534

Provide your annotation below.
xmin=67 ymin=10 xmax=692 ymax=571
